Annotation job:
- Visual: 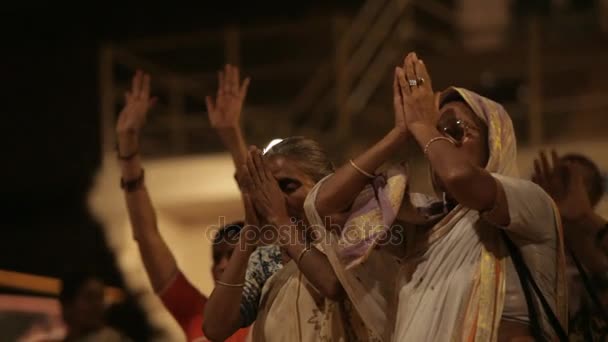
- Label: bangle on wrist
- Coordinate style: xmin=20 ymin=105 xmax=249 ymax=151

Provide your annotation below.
xmin=297 ymin=246 xmax=312 ymax=266
xmin=349 ymin=159 xmax=375 ymax=179
xmin=423 ymin=136 xmax=454 ymax=155
xmin=120 ymin=169 xmax=145 ymax=192
xmin=216 ymin=280 xmax=245 ymax=288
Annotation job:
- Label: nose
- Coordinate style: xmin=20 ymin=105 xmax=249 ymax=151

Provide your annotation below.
xmin=284 ymin=195 xmax=298 ymax=217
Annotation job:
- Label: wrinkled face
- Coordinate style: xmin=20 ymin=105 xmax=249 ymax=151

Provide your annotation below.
xmin=212 ymin=240 xmax=236 ymax=281
xmin=432 ymin=100 xmax=489 ymax=192
xmin=63 ymin=278 xmax=105 ymax=332
xmin=265 ymin=155 xmax=317 ymax=222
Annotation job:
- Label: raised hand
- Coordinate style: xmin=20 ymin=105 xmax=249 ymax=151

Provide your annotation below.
xmin=116 ymin=70 xmax=157 ymax=155
xmin=238 ymin=192 xmax=266 ymax=249
xmin=245 ymin=147 xmax=290 ymax=225
xmin=206 ymin=64 xmax=250 ymax=131
xmin=532 ymin=150 xmax=593 ymax=221
xmin=392 ymin=68 xmax=408 ymax=137
xmin=238 ymin=147 xmax=290 ymax=246
xmin=396 ymin=52 xmax=439 ymax=130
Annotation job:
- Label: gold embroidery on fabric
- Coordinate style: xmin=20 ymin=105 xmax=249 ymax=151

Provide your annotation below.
xmin=474 ymin=230 xmax=505 ymax=342
xmin=340 ymin=172 xmax=406 ymax=249
xmin=387 ymin=174 xmax=406 ymax=211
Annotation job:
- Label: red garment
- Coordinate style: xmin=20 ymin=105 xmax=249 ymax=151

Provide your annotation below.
xmin=159 ymin=271 xmax=249 ymax=341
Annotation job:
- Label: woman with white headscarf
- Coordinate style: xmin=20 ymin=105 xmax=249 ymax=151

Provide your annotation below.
xmin=306 ymin=52 xmax=568 ymax=341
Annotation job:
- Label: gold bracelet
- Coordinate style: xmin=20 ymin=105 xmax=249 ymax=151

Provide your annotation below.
xmin=349 ymin=159 xmax=375 ymax=179
xmin=423 ymin=137 xmax=454 ymax=155
xmin=297 ymin=246 xmax=312 ymax=266
xmin=216 ymin=280 xmax=245 ymax=288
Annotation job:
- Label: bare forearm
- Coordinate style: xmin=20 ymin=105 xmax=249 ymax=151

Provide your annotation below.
xmin=282 ymin=239 xmax=344 ymax=300
xmin=121 ymin=158 xmax=177 ymax=292
xmin=203 ymin=243 xmax=255 ymax=340
xmin=218 ymin=128 xmax=248 ymax=167
xmin=410 ymin=123 xmax=496 ymax=211
xmin=316 ymin=128 xmax=407 ymax=217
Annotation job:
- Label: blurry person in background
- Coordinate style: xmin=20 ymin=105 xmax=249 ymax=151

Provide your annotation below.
xmin=115 ymin=70 xmax=250 ymax=341
xmin=532 ymin=151 xmax=608 ymax=341
xmin=59 ymin=271 xmax=130 ymax=342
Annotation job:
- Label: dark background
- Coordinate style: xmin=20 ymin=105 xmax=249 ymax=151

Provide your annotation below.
xmin=0 ymin=1 xmax=365 ymax=285
xmin=0 ymin=0 xmax=580 ymax=287
xmin=0 ymin=1 xmax=599 ymax=339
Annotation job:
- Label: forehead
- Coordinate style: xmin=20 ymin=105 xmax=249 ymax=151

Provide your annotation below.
xmin=440 ymin=101 xmax=475 ymax=120
xmin=265 ymin=155 xmax=308 ymax=179
xmin=568 ymin=159 xmax=596 ymax=180
xmin=213 ymin=240 xmax=236 ymax=253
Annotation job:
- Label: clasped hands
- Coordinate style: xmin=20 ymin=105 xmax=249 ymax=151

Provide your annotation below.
xmin=238 ymin=148 xmax=304 ymax=249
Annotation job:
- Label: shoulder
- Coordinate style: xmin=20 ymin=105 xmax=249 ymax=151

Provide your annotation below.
xmin=492 ymin=174 xmax=555 ymax=213
xmin=248 ymin=245 xmax=282 ymax=277
xmin=490 ymin=173 xmax=558 ymax=241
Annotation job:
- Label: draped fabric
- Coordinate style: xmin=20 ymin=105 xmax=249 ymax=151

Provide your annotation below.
xmin=250 ymin=254 xmax=349 ymax=341
xmin=304 ymin=87 xmax=568 ymax=341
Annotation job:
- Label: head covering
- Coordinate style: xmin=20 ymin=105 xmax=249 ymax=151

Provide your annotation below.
xmin=440 ymin=87 xmax=518 ymax=178
xmin=305 ymin=87 xmax=566 ymax=341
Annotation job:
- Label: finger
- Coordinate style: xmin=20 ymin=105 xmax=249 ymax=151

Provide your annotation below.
xmin=539 ymin=150 xmax=551 ymax=176
xmin=205 ymin=96 xmax=215 ymax=113
xmin=393 ymin=67 xmax=405 ymax=115
xmin=415 ymin=58 xmax=433 ymax=92
xmin=124 ymin=91 xmax=132 ymax=104
xmin=393 ymin=68 xmax=400 ymax=96
xmin=217 ymin=70 xmax=225 ymax=96
xmin=247 ymin=147 xmax=264 ymax=185
xmin=533 ymin=159 xmax=546 ymax=187
xmin=404 ymin=53 xmax=418 ymax=91
xmin=232 ymin=66 xmax=240 ymax=94
xmin=225 ymin=64 xmax=233 ymax=93
xmin=396 ymin=67 xmax=410 ymax=97
xmin=243 ymin=194 xmax=259 ymax=226
xmin=142 ymin=73 xmax=151 ymax=100
xmin=393 ymin=68 xmax=401 ymax=104
xmin=550 ymin=148 xmax=564 ymax=181
xmin=239 ymin=163 xmax=254 ymax=192
xmin=550 ymin=149 xmax=560 ymax=169
xmin=246 ymin=157 xmax=261 ymax=189
xmin=240 ymin=77 xmax=251 ymax=99
xmin=434 ymin=92 xmax=441 ymax=111
xmin=261 ymin=156 xmax=275 ymax=182
xmin=132 ymin=70 xmax=142 ymax=98
xmin=252 ymin=149 xmax=267 ymax=183
xmin=224 ymin=64 xmax=231 ymax=94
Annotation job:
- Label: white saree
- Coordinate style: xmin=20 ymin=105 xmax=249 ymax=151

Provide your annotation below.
xmin=303 ymin=87 xmax=568 ymax=342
